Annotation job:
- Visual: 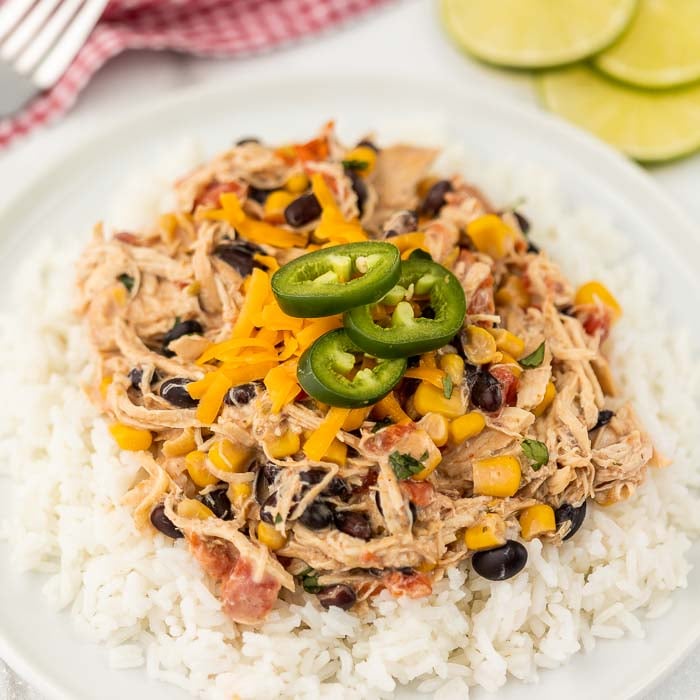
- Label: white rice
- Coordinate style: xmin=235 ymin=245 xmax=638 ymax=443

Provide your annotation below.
xmin=1 ymin=138 xmax=699 ymax=700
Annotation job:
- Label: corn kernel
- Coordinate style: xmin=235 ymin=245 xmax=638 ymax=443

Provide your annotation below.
xmin=533 ymin=381 xmax=556 ymax=418
xmin=494 ymin=351 xmax=523 ymax=378
xmin=163 ymin=428 xmax=197 ymax=457
xmin=418 ymin=412 xmax=449 ymax=448
xmin=464 ymin=513 xmax=507 ymax=551
xmin=99 ymin=375 xmax=112 ymax=399
xmin=466 ymin=215 xmax=515 ymax=259
xmin=495 ymin=275 xmax=530 ymax=308
xmin=487 ymin=328 xmax=526 ymax=358
xmin=519 ymin=504 xmax=556 ymax=540
xmin=265 ymin=431 xmax=301 ymax=459
xmin=112 ymin=285 xmax=127 ymax=305
xmin=574 ymin=281 xmax=622 ymax=321
xmin=185 ymin=281 xmax=201 ymax=296
xmin=264 ymin=190 xmax=295 ymax=221
xmin=158 ymin=212 xmax=178 ymax=240
xmin=257 ymin=521 xmax=286 ymax=550
xmin=285 ymin=172 xmax=310 ymax=193
xmin=412 ymin=452 xmax=443 ymax=481
xmin=463 ymin=325 xmax=498 ymax=365
xmin=209 ymin=439 xmax=251 ymax=473
xmin=416 ymin=561 xmax=437 ymax=573
xmin=449 ymin=412 xmax=486 ymax=444
xmin=343 ymin=145 xmax=377 ymax=175
xmin=109 ymin=423 xmax=152 ymax=451
xmin=413 ymin=381 xmax=465 ymax=419
xmin=185 ymin=450 xmax=219 ymax=487
xmin=473 ymin=455 xmax=522 ymax=497
xmin=342 ymin=407 xmax=371 ymax=431
xmin=439 ymin=353 xmax=465 ymax=386
xmin=228 ymin=482 xmax=252 ymax=508
xmin=177 ymin=498 xmax=214 ymax=520
xmin=323 ymin=439 xmax=348 ymax=467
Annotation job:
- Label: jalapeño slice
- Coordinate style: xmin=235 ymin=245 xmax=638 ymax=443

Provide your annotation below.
xmin=297 ymin=329 xmax=407 ymax=408
xmin=271 ymin=241 xmax=400 ymax=318
xmin=343 ymin=256 xmax=466 ymax=358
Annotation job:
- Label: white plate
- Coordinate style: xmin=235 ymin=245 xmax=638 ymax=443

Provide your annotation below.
xmin=0 ymin=75 xmax=699 ymax=700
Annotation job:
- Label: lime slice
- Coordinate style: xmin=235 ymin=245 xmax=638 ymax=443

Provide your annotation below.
xmin=538 ymin=66 xmax=700 ymax=162
xmin=594 ymin=0 xmax=700 ymax=89
xmin=440 ymin=0 xmax=637 ymax=68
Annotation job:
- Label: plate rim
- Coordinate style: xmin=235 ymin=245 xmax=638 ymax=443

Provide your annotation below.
xmin=0 ymin=72 xmax=699 ymax=700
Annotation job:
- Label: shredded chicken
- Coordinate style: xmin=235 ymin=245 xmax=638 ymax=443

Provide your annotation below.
xmin=77 ymin=124 xmax=655 ymax=626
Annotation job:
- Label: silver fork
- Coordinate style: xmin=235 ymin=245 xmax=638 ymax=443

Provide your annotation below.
xmin=0 ymin=0 xmax=110 ymax=118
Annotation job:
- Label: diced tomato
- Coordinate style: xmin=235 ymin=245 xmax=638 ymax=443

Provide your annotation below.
xmin=195 ymin=181 xmax=245 ymax=209
xmin=293 ymin=136 xmax=329 ymax=163
xmin=382 ymin=570 xmax=432 ymax=599
xmin=188 ymin=533 xmax=237 ymax=580
xmin=364 ymin=423 xmax=415 ymax=454
xmin=468 ymin=276 xmax=495 ymax=316
xmin=400 ymin=480 xmax=435 ymax=507
xmin=578 ymin=306 xmax=612 ymax=342
xmin=220 ymin=557 xmax=281 ymax=625
xmin=114 ymin=232 xmax=143 ymax=246
xmin=490 ymin=366 xmax=519 ymax=407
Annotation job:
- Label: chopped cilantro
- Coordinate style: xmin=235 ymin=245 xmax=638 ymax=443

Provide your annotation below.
xmin=117 ymin=273 xmax=134 ymax=293
xmin=300 ymin=568 xmax=321 ymax=593
xmin=522 ymin=439 xmax=549 ymax=471
xmin=442 ymin=374 xmax=453 ymax=400
xmin=389 ymin=450 xmax=428 ymax=480
xmin=519 ymin=341 xmax=545 ymax=369
xmin=274 ymin=513 xmax=283 ymax=525
xmin=342 ymin=158 xmax=369 ymax=171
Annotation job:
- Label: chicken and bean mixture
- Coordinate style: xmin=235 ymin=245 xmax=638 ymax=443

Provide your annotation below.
xmin=77 ymin=124 xmax=655 ymax=625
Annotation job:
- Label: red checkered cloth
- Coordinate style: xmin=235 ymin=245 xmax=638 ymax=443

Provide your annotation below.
xmin=0 ymin=0 xmax=391 ymax=149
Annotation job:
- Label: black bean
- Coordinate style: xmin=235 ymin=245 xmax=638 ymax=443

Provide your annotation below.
xmin=200 ymin=489 xmax=233 ymax=520
xmin=236 ymin=137 xmax=260 ymax=146
xmin=299 ymin=469 xmax=349 ymax=499
xmin=317 ymin=584 xmax=356 ymax=610
xmin=382 ymin=209 xmax=418 ymax=238
xmin=247 ymin=186 xmax=271 ymax=205
xmin=260 ymin=493 xmax=278 ymax=524
xmin=420 ymin=180 xmax=452 ymax=218
xmin=470 ymin=371 xmax=503 ymax=413
xmin=284 ymin=193 xmax=322 ymax=227
xmin=262 ymin=462 xmax=280 ymax=484
xmin=215 ymin=241 xmax=265 ymax=277
xmin=513 ymin=211 xmax=530 ymax=234
xmin=159 ymin=378 xmax=198 ymax=409
xmin=357 ymin=139 xmax=379 ymax=152
xmin=555 ymin=501 xmax=587 ymax=541
xmin=299 ymin=500 xmax=334 ymax=530
xmin=224 ymin=382 xmax=258 ymax=407
xmin=334 ymin=510 xmax=372 ymax=540
xmin=347 ymin=170 xmax=368 ymax=217
xmin=592 ymin=410 xmax=614 ymax=431
xmin=128 ymin=367 xmax=159 ymax=390
xmin=397 ymin=566 xmax=414 ymax=575
xmin=472 ymin=540 xmax=527 ymax=581
xmin=150 ymin=504 xmax=183 ymax=539
xmin=162 ymin=319 xmax=203 ymax=356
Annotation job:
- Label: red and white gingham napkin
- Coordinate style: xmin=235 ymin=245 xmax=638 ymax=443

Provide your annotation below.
xmin=0 ymin=0 xmax=391 ymax=149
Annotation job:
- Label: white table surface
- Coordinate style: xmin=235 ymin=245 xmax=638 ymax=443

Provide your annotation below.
xmin=0 ymin=1 xmax=698 ymax=698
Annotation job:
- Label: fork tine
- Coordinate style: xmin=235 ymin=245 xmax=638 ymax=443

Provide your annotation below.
xmin=14 ymin=0 xmax=82 ymax=74
xmin=0 ymin=0 xmax=36 ymax=43
xmin=1 ymin=0 xmax=62 ymax=62
xmin=32 ymin=0 xmax=109 ymax=89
